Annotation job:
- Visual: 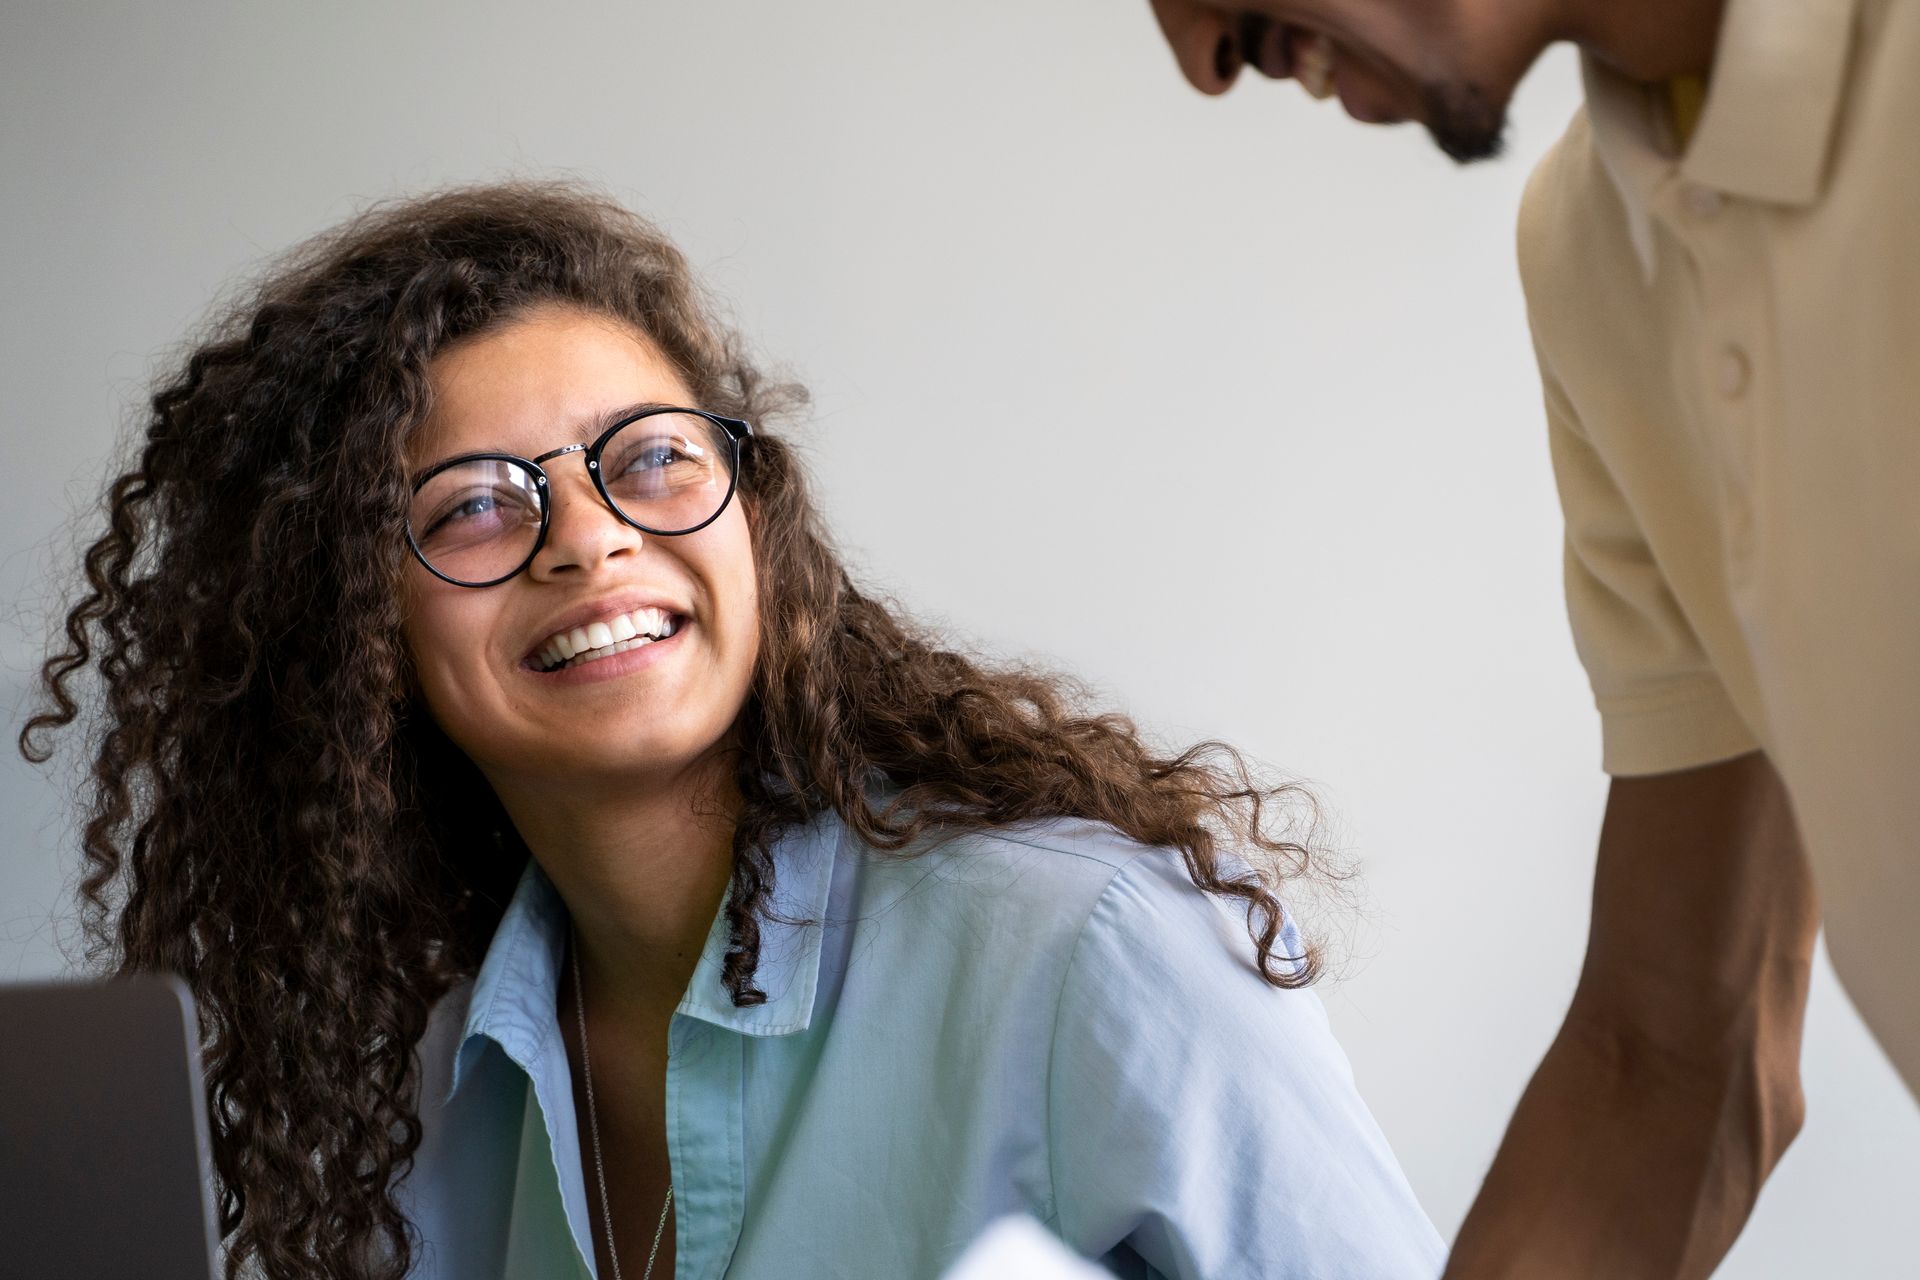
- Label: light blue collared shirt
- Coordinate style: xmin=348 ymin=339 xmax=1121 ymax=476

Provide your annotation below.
xmin=398 ymin=807 xmax=1443 ymax=1278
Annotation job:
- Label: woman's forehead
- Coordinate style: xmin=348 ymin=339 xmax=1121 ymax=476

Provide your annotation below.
xmin=411 ymin=307 xmax=693 ymax=461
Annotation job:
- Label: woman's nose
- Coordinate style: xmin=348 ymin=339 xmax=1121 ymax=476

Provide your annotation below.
xmin=528 ymin=469 xmax=644 ymax=578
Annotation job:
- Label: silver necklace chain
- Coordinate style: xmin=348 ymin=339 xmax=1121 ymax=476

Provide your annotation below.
xmin=570 ymin=927 xmax=674 ymax=1280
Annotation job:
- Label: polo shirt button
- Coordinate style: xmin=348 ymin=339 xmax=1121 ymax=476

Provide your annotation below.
xmin=1718 ymin=346 xmax=1750 ymax=398
xmin=1683 ymin=184 xmax=1724 ymax=217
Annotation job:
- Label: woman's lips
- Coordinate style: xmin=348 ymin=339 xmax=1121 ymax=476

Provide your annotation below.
xmin=530 ymin=608 xmax=681 ymax=672
xmin=527 ymin=621 xmax=689 ymax=686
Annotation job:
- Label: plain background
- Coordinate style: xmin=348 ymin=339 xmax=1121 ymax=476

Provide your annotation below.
xmin=3 ymin=2 xmax=1915 ymax=1274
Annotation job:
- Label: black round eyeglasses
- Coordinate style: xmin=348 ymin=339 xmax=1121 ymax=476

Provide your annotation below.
xmin=405 ymin=405 xmax=753 ymax=588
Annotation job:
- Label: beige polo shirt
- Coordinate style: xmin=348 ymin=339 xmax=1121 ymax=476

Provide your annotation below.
xmin=1518 ymin=0 xmax=1918 ymax=1093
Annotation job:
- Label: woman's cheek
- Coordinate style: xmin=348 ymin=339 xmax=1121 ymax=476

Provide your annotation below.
xmin=399 ymin=596 xmax=495 ymax=750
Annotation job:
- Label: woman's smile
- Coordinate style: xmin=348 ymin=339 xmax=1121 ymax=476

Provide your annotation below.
xmin=527 ymin=614 xmax=692 ymax=685
xmin=523 ymin=596 xmax=689 ymax=673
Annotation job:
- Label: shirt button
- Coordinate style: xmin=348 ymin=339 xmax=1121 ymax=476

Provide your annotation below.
xmin=1683 ymin=184 xmax=1724 ymax=217
xmin=1718 ymin=346 xmax=1750 ymax=398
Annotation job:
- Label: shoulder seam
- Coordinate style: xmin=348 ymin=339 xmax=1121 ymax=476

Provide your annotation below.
xmin=977 ymin=823 xmax=1152 ymax=871
xmin=1039 ymin=852 xmax=1148 ymax=1242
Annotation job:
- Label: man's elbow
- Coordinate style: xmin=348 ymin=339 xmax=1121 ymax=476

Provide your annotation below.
xmin=1562 ymin=988 xmax=1807 ymax=1178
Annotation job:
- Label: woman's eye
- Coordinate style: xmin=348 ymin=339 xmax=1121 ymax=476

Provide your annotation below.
xmin=425 ymin=489 xmax=524 ymax=540
xmin=623 ymin=441 xmax=687 ymax=473
xmin=431 ymin=493 xmax=495 ymax=530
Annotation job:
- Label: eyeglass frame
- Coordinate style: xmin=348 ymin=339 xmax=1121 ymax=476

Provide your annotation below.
xmin=404 ymin=404 xmax=755 ymax=589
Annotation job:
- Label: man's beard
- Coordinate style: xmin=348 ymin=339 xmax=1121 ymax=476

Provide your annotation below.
xmin=1421 ymin=81 xmax=1507 ymax=164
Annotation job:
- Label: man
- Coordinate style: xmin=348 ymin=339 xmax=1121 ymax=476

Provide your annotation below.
xmin=1145 ymin=0 xmax=1916 ymax=1275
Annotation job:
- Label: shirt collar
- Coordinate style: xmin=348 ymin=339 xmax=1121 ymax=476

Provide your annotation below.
xmin=1581 ymin=0 xmax=1859 ymax=279
xmin=673 ymin=806 xmax=843 ymax=1036
xmin=445 ymin=806 xmax=846 ymax=1103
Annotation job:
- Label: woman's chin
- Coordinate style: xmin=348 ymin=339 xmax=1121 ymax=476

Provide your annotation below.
xmin=519 ymin=737 xmax=716 ymax=790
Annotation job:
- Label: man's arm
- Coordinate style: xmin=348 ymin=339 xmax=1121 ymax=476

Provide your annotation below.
xmin=1444 ymin=750 xmax=1818 ymax=1279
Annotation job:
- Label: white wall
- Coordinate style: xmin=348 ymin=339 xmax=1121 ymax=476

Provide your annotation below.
xmin=3 ymin=3 xmax=1914 ymax=1274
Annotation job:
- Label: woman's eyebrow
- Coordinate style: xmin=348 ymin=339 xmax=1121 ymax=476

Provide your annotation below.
xmin=576 ymin=399 xmax=678 ymax=440
xmin=414 ymin=400 xmax=683 ymax=473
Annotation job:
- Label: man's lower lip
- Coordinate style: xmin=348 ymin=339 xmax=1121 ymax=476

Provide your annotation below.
xmin=1342 ymin=95 xmax=1390 ymax=123
xmin=1334 ymin=68 xmax=1395 ymax=124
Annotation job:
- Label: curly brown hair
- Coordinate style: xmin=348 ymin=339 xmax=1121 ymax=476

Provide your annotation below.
xmin=22 ymin=181 xmax=1332 ymax=1280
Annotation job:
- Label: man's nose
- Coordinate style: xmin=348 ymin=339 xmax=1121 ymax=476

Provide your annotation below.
xmin=1149 ymin=0 xmax=1244 ymax=95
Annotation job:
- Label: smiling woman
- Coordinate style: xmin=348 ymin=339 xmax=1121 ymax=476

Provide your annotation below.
xmin=22 ymin=182 xmax=1442 ymax=1280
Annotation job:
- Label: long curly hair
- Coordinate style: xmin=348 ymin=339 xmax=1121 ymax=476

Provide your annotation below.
xmin=22 ymin=181 xmax=1332 ymax=1279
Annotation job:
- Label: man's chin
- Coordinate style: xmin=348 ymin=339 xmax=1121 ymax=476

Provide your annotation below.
xmin=1420 ymin=81 xmax=1509 ymax=164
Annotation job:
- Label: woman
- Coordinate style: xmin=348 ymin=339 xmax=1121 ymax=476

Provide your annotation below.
xmin=23 ymin=183 xmax=1441 ymax=1279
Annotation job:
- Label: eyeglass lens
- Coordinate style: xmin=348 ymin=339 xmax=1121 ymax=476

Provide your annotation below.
xmin=409 ymin=411 xmax=737 ymax=585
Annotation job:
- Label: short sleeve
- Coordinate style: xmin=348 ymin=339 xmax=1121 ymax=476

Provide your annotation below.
xmin=1515 ymin=129 xmax=1759 ymax=778
xmin=1045 ymin=853 xmax=1444 ymax=1279
xmin=1537 ymin=353 xmax=1760 ymax=776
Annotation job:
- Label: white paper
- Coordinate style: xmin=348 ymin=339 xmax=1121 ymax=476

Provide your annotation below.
xmin=939 ymin=1215 xmax=1114 ymax=1280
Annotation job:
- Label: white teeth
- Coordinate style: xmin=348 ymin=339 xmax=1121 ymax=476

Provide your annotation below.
xmin=1295 ymin=32 xmax=1336 ymax=100
xmin=535 ymin=608 xmax=681 ymax=672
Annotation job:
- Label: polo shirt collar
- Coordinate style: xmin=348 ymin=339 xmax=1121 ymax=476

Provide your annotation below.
xmin=445 ymin=807 xmax=844 ymax=1102
xmin=1581 ymin=0 xmax=1859 ymax=278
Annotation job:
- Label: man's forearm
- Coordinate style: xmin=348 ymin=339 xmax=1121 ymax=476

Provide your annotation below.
xmin=1444 ymin=997 xmax=1805 ymax=1278
xmin=1445 ymin=753 xmax=1817 ymax=1279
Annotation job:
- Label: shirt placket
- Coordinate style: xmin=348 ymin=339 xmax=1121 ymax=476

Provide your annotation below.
xmin=1661 ymin=178 xmax=1767 ymax=589
xmin=665 ymin=1014 xmax=748 ymax=1280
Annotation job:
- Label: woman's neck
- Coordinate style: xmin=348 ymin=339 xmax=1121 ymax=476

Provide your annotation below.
xmin=492 ymin=754 xmax=740 ymax=1032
